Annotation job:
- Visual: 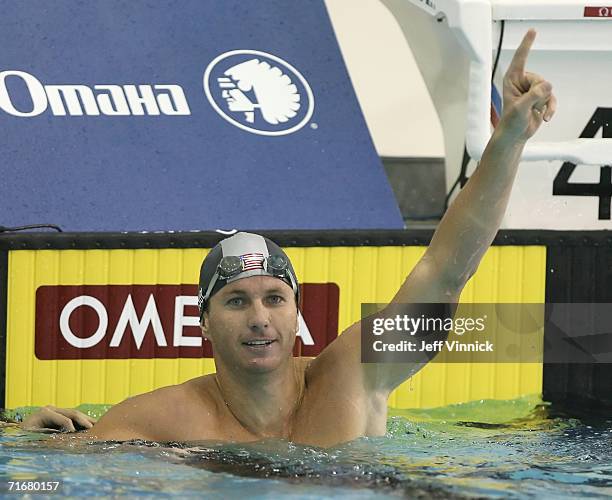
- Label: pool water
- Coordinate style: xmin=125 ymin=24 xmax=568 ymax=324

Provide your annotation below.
xmin=1 ymin=396 xmax=611 ymax=498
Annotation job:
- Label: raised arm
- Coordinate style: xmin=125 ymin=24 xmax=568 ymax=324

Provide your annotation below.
xmin=399 ymin=29 xmax=556 ymax=303
xmin=370 ymin=29 xmax=555 ymax=392
xmin=315 ymin=30 xmax=556 ymax=396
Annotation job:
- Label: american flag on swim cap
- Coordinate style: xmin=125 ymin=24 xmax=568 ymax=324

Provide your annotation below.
xmin=198 ymin=232 xmax=300 ymax=318
xmin=240 ymin=253 xmax=265 ymax=271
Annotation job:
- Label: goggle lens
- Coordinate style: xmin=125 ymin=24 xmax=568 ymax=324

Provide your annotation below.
xmin=266 ymin=254 xmax=288 ymax=275
xmin=218 ymin=256 xmax=242 ymax=278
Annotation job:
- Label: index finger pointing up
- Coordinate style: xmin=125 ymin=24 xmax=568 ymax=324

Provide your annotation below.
xmin=507 ymin=29 xmax=536 ymax=77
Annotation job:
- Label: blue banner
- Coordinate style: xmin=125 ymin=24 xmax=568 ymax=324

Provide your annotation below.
xmin=0 ymin=0 xmax=403 ymax=231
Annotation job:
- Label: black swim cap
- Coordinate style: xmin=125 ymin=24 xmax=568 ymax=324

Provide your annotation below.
xmin=197 ymin=232 xmax=299 ymax=317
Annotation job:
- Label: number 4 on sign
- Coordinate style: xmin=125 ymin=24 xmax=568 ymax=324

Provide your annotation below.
xmin=553 ymin=107 xmax=612 ymax=220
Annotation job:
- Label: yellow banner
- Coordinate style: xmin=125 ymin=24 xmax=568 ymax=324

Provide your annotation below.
xmin=5 ymin=245 xmax=545 ymax=409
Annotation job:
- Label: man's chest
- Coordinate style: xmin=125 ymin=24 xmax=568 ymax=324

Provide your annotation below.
xmin=163 ymin=390 xmax=387 ymax=447
xmin=289 ymin=389 xmax=388 ymax=447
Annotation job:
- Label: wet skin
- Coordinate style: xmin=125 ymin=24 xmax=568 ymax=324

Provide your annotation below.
xmin=83 ymin=276 xmax=389 ymax=448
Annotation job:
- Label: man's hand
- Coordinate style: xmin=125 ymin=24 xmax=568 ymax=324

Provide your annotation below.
xmin=21 ymin=405 xmax=97 ymax=433
xmin=500 ymin=29 xmax=557 ymax=141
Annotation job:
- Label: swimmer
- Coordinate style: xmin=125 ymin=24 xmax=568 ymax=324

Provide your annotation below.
xmin=22 ymin=30 xmax=556 ymax=447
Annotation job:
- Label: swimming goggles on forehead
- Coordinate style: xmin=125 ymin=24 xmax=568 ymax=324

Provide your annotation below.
xmin=202 ymin=254 xmax=298 ymax=305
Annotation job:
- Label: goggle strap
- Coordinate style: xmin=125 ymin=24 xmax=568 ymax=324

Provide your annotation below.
xmin=203 ymin=271 xmax=221 ymax=304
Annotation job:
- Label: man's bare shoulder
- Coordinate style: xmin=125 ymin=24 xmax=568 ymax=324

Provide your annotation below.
xmin=85 ymin=375 xmax=219 ymax=441
xmin=139 ymin=375 xmax=217 ymax=408
xmin=116 ymin=375 xmax=216 ymax=414
xmin=300 ymin=322 xmax=366 ymax=394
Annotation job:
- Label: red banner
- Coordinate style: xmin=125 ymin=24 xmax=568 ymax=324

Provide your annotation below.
xmin=584 ymin=6 xmax=612 ymax=17
xmin=35 ymin=283 xmax=339 ymax=359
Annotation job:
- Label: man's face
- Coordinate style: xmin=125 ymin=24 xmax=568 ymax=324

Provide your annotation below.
xmin=201 ymin=275 xmax=298 ymax=374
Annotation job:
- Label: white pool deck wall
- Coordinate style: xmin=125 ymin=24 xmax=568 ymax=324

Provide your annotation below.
xmin=325 ymin=0 xmax=445 ymax=160
xmin=326 ymin=0 xmax=612 ymax=231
